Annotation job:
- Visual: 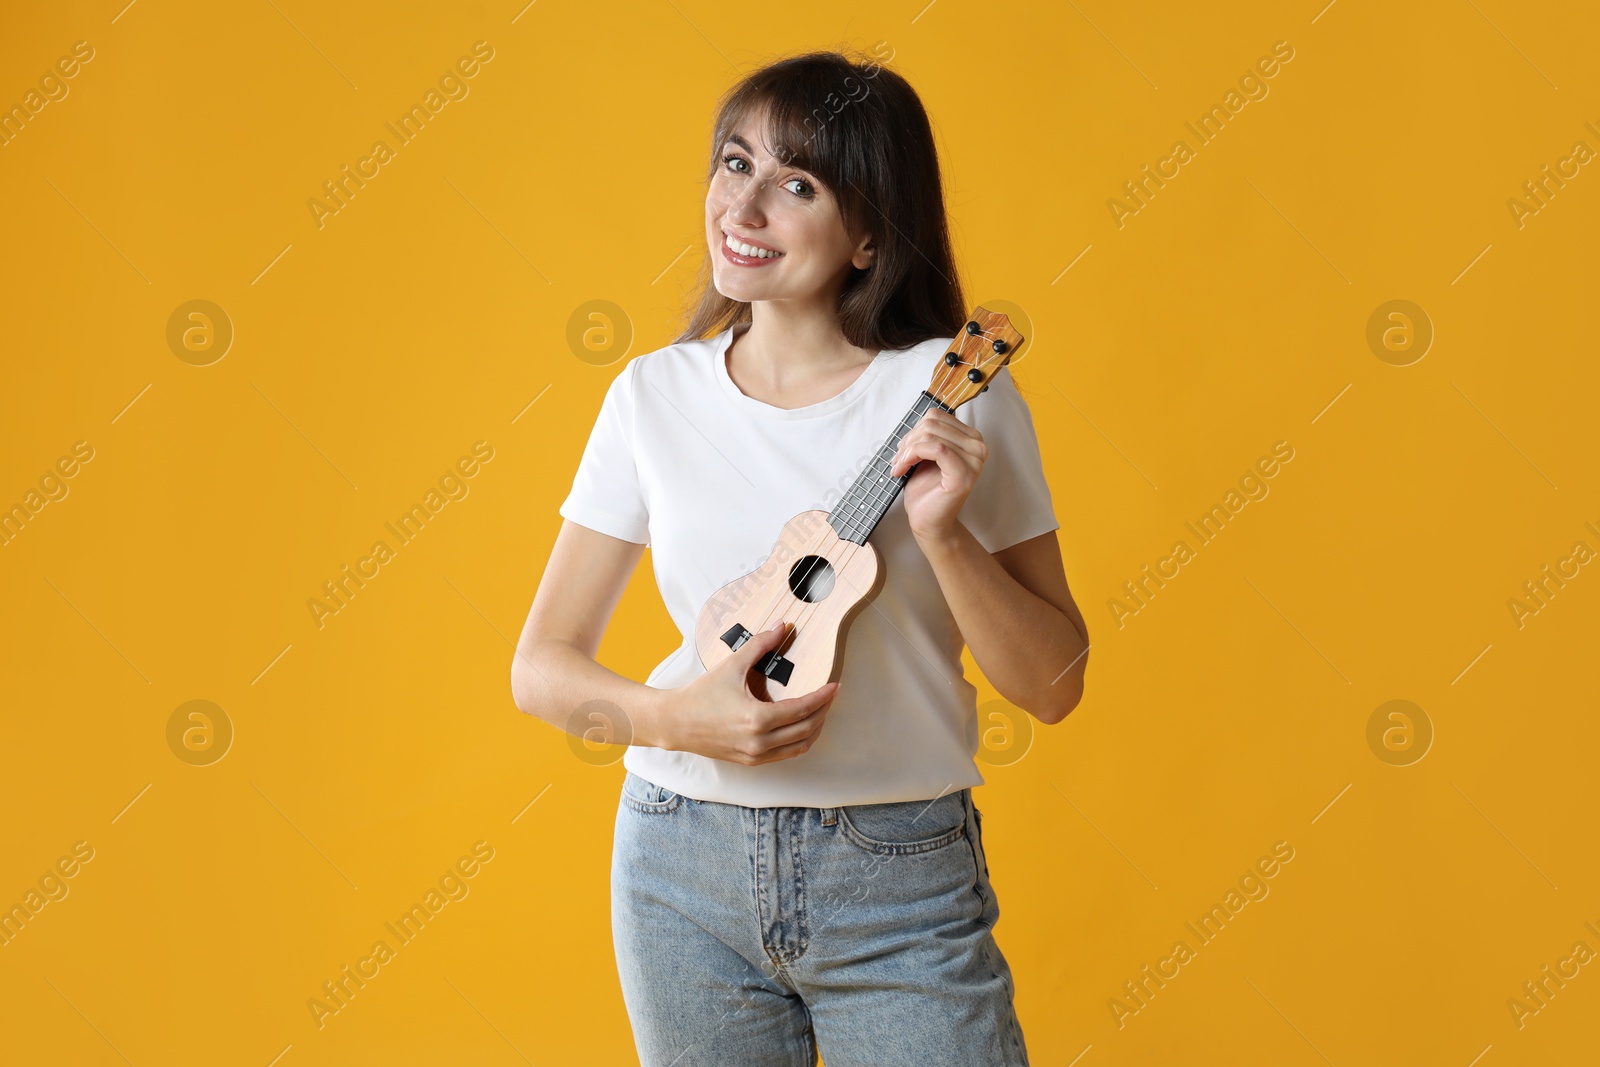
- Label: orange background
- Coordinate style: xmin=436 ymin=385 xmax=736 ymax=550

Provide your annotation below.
xmin=1 ymin=1 xmax=1597 ymax=1063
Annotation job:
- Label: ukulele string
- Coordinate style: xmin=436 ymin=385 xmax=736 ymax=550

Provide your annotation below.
xmin=785 ymin=324 xmax=1009 ymax=649
xmin=773 ymin=347 xmax=970 ymax=660
xmin=751 ymin=335 xmax=980 ymax=675
xmin=743 ymin=357 xmax=964 ymax=651
xmin=744 ymin=356 xmax=956 ymax=660
xmin=774 ymin=335 xmax=981 ymax=643
xmin=755 ymin=318 xmax=1009 ymax=671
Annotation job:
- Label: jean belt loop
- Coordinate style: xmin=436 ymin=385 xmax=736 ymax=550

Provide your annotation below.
xmin=820 ymin=806 xmax=837 ymax=826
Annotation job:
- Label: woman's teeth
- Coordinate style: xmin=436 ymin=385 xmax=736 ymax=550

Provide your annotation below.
xmin=725 ymin=234 xmax=783 ymax=259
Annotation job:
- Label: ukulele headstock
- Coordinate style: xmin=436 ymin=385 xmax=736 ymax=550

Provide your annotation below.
xmin=926 ymin=306 xmax=1026 ymax=410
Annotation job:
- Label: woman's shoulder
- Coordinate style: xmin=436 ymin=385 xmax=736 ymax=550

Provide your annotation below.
xmin=611 ymin=330 xmax=725 ymax=386
xmin=876 ymin=333 xmax=956 ymax=382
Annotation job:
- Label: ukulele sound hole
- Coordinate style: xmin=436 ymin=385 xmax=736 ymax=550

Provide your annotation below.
xmin=788 ymin=555 xmax=836 ymax=603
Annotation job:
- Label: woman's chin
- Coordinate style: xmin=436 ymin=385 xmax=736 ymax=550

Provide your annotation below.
xmin=712 ymin=278 xmax=767 ymax=303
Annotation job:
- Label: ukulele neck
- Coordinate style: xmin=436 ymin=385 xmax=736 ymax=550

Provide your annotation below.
xmin=827 ymin=390 xmax=955 ymax=545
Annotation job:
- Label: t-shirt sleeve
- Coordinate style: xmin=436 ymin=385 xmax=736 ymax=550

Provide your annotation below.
xmin=558 ymin=357 xmax=651 ymax=545
xmin=955 ymin=362 xmax=1059 ymax=554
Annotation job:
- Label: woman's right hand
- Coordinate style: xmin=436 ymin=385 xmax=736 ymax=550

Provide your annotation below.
xmin=651 ymin=622 xmax=839 ymax=765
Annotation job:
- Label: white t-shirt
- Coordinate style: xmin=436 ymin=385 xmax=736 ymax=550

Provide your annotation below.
xmin=558 ymin=320 xmax=1059 ymax=807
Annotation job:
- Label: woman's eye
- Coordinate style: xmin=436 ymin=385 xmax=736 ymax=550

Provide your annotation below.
xmin=721 ymin=154 xmax=813 ymax=198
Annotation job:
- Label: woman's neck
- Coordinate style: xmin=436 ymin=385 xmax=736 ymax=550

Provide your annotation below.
xmin=730 ymin=301 xmax=878 ymax=389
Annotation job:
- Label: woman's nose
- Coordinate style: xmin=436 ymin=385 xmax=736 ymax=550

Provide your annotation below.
xmin=727 ymin=164 xmax=778 ymax=223
xmin=726 ymin=183 xmax=767 ymax=226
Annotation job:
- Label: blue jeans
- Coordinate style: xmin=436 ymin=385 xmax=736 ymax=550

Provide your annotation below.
xmin=611 ymin=770 xmax=1030 ymax=1066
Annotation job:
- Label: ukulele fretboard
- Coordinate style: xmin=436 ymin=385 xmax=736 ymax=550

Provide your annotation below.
xmin=827 ymin=390 xmax=954 ymax=545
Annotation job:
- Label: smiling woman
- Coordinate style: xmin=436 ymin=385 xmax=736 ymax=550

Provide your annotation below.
xmin=513 ymin=47 xmax=1089 ymax=1067
xmin=677 ymin=47 xmax=961 ymax=356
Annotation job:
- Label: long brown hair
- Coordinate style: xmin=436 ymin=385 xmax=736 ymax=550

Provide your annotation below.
xmin=673 ymin=49 xmax=966 ymax=353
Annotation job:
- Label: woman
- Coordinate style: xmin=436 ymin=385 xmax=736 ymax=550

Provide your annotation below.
xmin=512 ymin=50 xmax=1089 ymax=1067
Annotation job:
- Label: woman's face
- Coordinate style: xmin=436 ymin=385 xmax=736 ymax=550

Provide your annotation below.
xmin=704 ymin=110 xmax=873 ymax=308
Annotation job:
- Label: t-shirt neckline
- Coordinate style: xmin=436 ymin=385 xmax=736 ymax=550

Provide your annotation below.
xmin=715 ymin=322 xmax=888 ymax=421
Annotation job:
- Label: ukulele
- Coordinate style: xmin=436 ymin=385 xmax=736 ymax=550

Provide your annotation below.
xmin=694 ymin=305 xmax=1026 ymax=700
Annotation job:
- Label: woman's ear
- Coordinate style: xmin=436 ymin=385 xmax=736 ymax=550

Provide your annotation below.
xmin=851 ymin=234 xmax=876 ymax=271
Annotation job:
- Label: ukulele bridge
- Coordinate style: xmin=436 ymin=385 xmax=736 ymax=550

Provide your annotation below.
xmin=718 ymin=623 xmax=796 ymax=686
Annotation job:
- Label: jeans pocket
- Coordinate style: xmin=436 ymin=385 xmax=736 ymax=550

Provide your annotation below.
xmin=837 ymin=791 xmax=968 ymax=854
xmin=968 ymin=802 xmax=997 ymax=928
xmin=621 ymin=771 xmax=684 ymax=814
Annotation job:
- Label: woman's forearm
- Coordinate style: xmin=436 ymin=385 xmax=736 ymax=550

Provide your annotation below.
xmin=511 ymin=640 xmax=674 ymax=749
xmin=917 ymin=521 xmax=1087 ymax=723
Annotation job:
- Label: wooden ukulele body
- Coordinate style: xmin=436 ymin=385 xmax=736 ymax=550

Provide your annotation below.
xmin=694 ymin=510 xmax=885 ymax=700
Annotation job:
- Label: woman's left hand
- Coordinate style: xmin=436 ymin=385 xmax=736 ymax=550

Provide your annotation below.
xmin=887 ymin=407 xmax=986 ymax=545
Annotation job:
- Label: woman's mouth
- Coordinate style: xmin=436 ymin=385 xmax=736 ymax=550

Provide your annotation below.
xmin=721 ymin=231 xmax=785 ymax=267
